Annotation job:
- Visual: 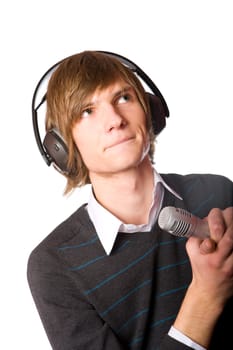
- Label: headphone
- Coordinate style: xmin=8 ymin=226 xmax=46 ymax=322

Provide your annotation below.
xmin=32 ymin=50 xmax=169 ymax=174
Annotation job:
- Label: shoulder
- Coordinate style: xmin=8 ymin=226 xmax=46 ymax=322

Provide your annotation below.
xmin=160 ymin=173 xmax=233 ymax=215
xmin=161 ymin=173 xmax=232 ymax=190
xmin=27 ymin=204 xmax=93 ymax=274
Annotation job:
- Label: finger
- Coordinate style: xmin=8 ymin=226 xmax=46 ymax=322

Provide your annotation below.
xmin=207 ymin=208 xmax=226 ymax=242
xmin=199 ymin=238 xmax=217 ymax=255
xmin=217 ymin=208 xmax=233 ymax=258
xmin=222 ymin=207 xmax=233 ymax=226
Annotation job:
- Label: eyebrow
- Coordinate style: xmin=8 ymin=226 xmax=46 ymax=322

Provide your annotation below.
xmin=80 ymin=85 xmax=134 ymax=110
xmin=113 ymin=86 xmax=134 ymax=99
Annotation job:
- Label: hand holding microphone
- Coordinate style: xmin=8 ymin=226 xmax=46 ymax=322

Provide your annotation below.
xmin=158 ymin=206 xmax=210 ymax=238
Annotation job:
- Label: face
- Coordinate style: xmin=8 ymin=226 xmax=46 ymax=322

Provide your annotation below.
xmin=72 ymin=80 xmax=150 ymax=179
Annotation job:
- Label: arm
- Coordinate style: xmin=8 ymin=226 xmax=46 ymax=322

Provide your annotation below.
xmin=173 ymin=207 xmax=233 ymax=348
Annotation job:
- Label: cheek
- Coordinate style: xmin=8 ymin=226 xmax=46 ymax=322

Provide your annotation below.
xmin=72 ymin=128 xmax=98 ymax=166
xmin=136 ymin=107 xmax=147 ymax=129
xmin=72 ymin=122 xmax=89 ymax=149
xmin=74 ymin=136 xmax=91 ymax=160
xmin=138 ymin=113 xmax=149 ymax=138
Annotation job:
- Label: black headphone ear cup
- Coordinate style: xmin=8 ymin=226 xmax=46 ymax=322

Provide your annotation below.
xmin=146 ymin=92 xmax=167 ymax=135
xmin=43 ymin=129 xmax=69 ymax=173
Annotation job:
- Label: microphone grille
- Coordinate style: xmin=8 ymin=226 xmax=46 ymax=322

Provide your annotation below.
xmin=158 ymin=206 xmax=176 ymax=231
xmin=158 ymin=206 xmax=192 ymax=237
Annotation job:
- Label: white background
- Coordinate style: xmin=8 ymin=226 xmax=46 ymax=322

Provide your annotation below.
xmin=1 ymin=1 xmax=232 ymax=349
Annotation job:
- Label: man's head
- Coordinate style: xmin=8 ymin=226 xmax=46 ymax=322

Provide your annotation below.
xmin=45 ymin=51 xmax=156 ymax=193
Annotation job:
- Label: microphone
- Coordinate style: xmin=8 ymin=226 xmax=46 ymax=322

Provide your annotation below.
xmin=158 ymin=206 xmax=210 ymax=238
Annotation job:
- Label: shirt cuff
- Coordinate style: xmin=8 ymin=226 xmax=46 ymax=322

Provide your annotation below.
xmin=168 ymin=326 xmax=206 ymax=350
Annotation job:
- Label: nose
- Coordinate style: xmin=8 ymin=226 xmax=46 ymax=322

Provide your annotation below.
xmin=104 ymin=105 xmax=127 ymax=133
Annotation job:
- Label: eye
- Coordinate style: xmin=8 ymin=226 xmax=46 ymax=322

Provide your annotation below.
xmin=81 ymin=107 xmax=93 ymax=118
xmin=118 ymin=93 xmax=131 ymax=104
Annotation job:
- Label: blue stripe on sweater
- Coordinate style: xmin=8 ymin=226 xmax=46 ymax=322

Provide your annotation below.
xmin=58 ymin=234 xmax=98 ymax=251
xmin=100 ymin=279 xmax=152 ymax=317
xmin=129 ymin=315 xmax=176 ymax=347
xmin=117 ymin=284 xmax=188 ymax=333
xmin=84 ymin=243 xmax=159 ymax=295
xmin=83 ymin=238 xmax=186 ymax=295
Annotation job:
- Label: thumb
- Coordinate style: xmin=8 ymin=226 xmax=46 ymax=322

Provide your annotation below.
xmin=199 ymin=238 xmax=217 ymax=255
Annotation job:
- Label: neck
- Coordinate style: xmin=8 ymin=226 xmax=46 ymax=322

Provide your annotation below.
xmin=90 ymin=157 xmax=155 ymax=224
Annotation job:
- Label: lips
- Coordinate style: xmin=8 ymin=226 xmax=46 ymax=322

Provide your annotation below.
xmin=105 ymin=136 xmax=135 ymax=151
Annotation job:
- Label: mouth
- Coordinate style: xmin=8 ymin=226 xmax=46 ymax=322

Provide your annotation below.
xmin=105 ymin=137 xmax=135 ymax=151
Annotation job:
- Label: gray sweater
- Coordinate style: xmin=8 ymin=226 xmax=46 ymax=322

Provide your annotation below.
xmin=27 ymin=173 xmax=233 ymax=349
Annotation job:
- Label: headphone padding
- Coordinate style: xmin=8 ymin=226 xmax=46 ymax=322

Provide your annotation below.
xmin=43 ymin=129 xmax=69 ymax=173
xmin=146 ymin=93 xmax=166 ymax=135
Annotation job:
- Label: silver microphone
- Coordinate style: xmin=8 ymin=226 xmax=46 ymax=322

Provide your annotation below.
xmin=158 ymin=206 xmax=210 ymax=238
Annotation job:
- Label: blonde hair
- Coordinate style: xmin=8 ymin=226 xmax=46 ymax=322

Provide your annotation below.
xmin=45 ymin=51 xmax=155 ymax=194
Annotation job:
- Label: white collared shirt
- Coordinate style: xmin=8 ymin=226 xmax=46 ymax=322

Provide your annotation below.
xmin=87 ymin=169 xmax=182 ymax=255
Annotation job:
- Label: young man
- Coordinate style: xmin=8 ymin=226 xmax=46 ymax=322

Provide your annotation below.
xmin=28 ymin=51 xmax=233 ymax=349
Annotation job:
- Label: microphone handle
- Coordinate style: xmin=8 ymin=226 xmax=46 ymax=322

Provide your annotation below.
xmin=177 ymin=214 xmax=209 ymax=238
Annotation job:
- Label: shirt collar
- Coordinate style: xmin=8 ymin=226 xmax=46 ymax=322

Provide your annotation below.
xmin=87 ymin=169 xmax=182 ymax=255
xmin=156 ymin=172 xmax=182 ymax=200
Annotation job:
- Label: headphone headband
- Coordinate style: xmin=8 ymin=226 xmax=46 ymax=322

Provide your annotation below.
xmin=32 ymin=50 xmax=169 ymax=173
